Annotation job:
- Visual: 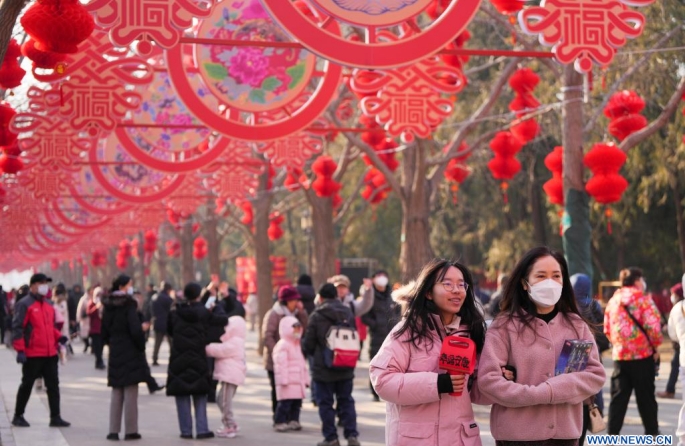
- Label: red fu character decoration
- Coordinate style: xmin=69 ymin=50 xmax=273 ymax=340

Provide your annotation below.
xmin=439 ymin=336 xmax=476 ymax=397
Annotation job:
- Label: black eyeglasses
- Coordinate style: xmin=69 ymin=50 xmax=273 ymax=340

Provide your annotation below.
xmin=440 ymin=282 xmax=469 ymax=293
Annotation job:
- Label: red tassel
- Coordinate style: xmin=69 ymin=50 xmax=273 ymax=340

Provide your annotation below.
xmin=500 ymin=182 xmax=509 ymax=205
xmin=605 ymin=207 xmax=613 ymax=235
xmin=607 ymin=220 xmax=612 ymax=235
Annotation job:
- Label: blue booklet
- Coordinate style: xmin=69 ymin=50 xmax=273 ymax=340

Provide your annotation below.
xmin=555 ymin=339 xmax=593 ymax=375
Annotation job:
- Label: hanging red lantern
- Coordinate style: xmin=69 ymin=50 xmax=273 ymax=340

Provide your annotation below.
xmin=509 ymin=94 xmax=541 ymax=115
xmin=510 ymin=118 xmax=540 ymax=143
xmin=584 ymin=142 xmax=629 ymax=234
xmin=267 ymin=213 xmax=285 ymax=241
xmin=488 ymin=132 xmax=523 ymax=203
xmin=239 ymin=201 xmax=253 ymax=226
xmin=0 ymin=102 xmax=18 ymax=146
xmin=166 ymin=240 xmax=181 ymax=258
xmin=130 ymin=237 xmax=140 ymax=260
xmin=193 ymin=236 xmax=208 ymax=260
xmin=50 ymin=259 xmax=60 ymax=270
xmin=542 ymin=146 xmax=564 ymax=205
xmin=332 ymin=192 xmax=343 ymax=209
xmin=608 ymin=114 xmax=648 ymax=141
xmin=20 ymin=0 xmax=95 ymax=54
xmin=603 ymin=90 xmax=645 ymax=119
xmin=0 ymin=39 xmax=26 ymax=89
xmin=489 ymin=131 xmax=524 ymax=158
xmin=311 ymin=155 xmax=341 ymax=198
xmin=603 ymin=90 xmax=648 ymax=141
xmin=21 ymin=38 xmax=68 ymax=70
xmin=359 ymin=115 xmax=385 ymax=147
xmin=509 ymin=68 xmax=540 ymax=94
xmin=284 ymin=167 xmax=303 ymax=191
xmin=116 ymin=239 xmax=132 ymax=270
xmin=490 ymin=0 xmax=526 ymax=15
xmin=0 ymin=142 xmax=24 ymax=174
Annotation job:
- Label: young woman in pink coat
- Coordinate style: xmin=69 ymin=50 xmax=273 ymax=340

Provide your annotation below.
xmin=478 ymin=247 xmax=606 ymax=446
xmin=205 ymin=316 xmax=247 ymax=438
xmin=369 ymin=259 xmax=488 ymax=446
xmin=272 ymin=315 xmax=309 ymax=433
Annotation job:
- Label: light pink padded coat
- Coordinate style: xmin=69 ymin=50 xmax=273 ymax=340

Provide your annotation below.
xmin=205 ymin=316 xmax=247 ymax=386
xmin=272 ymin=316 xmax=309 ymax=401
xmin=477 ymin=312 xmax=606 ymax=441
xmin=369 ymin=317 xmax=489 ymax=446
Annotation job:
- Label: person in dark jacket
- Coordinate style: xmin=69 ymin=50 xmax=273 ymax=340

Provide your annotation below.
xmin=303 ymin=284 xmax=360 ymax=446
xmin=151 ymin=281 xmax=174 ymax=366
xmin=102 ymin=275 xmax=147 ymax=441
xmin=0 ymin=285 xmax=7 ymax=344
xmin=11 ymin=273 xmax=70 ymax=429
xmin=297 ymin=274 xmax=317 ymax=315
xmin=360 ymin=269 xmax=393 ymax=401
xmin=67 ymin=284 xmax=82 ymax=336
xmin=166 ymin=282 xmax=228 ymax=440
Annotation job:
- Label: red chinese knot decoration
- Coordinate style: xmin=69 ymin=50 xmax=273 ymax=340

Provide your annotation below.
xmin=519 ymin=0 xmax=654 ymax=73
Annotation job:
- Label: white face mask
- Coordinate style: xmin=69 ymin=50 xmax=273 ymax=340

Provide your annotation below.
xmin=37 ymin=284 xmax=49 ymax=296
xmin=292 ymin=332 xmax=302 ymax=340
xmin=127 ymin=286 xmax=134 ymax=295
xmin=527 ymin=279 xmax=563 ymax=307
xmin=374 ymin=276 xmax=389 ymax=288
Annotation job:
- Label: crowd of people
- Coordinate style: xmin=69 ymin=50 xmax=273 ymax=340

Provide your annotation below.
xmin=2 ymin=247 xmax=685 ymax=446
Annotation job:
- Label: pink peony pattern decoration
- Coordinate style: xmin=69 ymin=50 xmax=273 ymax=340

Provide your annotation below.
xmin=519 ymin=0 xmax=655 ymax=73
xmin=196 ymin=0 xmax=316 ymax=113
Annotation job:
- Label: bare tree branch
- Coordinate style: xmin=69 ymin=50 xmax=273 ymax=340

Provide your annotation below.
xmin=219 ymin=240 xmax=249 ymax=261
xmin=619 ymin=76 xmax=685 ymax=152
xmin=0 ymin=0 xmax=28 ymax=65
xmin=333 ymin=169 xmax=368 ymax=225
xmin=584 ymin=26 xmax=683 ymax=134
xmin=428 ymin=58 xmax=519 ymax=187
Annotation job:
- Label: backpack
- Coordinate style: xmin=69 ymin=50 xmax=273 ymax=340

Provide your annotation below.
xmin=323 ymin=306 xmax=360 ymax=369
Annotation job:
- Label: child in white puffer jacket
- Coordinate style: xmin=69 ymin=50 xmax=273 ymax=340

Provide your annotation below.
xmin=206 ymin=316 xmax=247 ymax=438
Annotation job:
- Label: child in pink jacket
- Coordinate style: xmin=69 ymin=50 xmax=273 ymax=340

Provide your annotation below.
xmin=272 ymin=315 xmax=308 ymax=433
xmin=370 ymin=259 xmax=488 ymax=446
xmin=206 ymin=316 xmax=247 ymax=438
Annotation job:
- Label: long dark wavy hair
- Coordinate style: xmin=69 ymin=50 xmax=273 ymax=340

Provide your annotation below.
xmin=495 ymin=246 xmax=587 ymax=337
xmin=394 ymin=259 xmax=486 ymax=354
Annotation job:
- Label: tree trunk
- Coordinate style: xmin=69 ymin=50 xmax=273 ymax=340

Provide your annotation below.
xmin=529 ymin=158 xmax=548 ymax=246
xmin=673 ymin=176 xmax=685 ymax=272
xmin=180 ymin=219 xmax=195 ymax=284
xmin=561 ymin=66 xmax=593 ymax=279
xmin=399 ymin=141 xmax=435 ymax=281
xmin=285 ymin=210 xmax=300 ymax=276
xmin=254 ymin=175 xmax=274 ymax=331
xmin=204 ymin=204 xmax=222 ymax=278
xmin=309 ymin=195 xmax=336 ymax=288
xmin=0 ymin=0 xmax=28 ymax=65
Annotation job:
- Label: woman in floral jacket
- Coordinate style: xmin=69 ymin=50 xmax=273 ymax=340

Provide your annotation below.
xmin=604 ymin=267 xmax=662 ymax=436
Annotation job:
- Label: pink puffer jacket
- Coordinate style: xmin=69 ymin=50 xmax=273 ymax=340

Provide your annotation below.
xmin=370 ymin=316 xmax=489 ymax=446
xmin=272 ymin=316 xmax=309 ymax=401
xmin=205 ymin=316 xmax=247 ymax=386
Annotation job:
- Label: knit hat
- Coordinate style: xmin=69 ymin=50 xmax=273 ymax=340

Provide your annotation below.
xmin=318 ymin=283 xmax=337 ymax=300
xmin=570 ymin=273 xmax=592 ymax=306
xmin=278 ymin=285 xmax=301 ymax=302
xmin=329 ymin=274 xmax=351 ymax=288
xmin=672 ymin=283 xmax=684 ymax=300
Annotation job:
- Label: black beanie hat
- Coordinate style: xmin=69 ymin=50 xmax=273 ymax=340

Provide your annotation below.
xmin=318 ymin=283 xmax=337 ymax=300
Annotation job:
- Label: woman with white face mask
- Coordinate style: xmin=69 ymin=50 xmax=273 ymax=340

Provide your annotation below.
xmin=477 ymin=247 xmax=606 ymax=446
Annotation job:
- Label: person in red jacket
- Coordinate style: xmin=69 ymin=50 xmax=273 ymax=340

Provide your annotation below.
xmin=11 ymin=273 xmax=71 ymax=428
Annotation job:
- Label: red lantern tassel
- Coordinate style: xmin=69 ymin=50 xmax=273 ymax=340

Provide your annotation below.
xmin=451 ymin=183 xmax=459 ymax=205
xmin=501 ymin=182 xmax=509 ymax=205
xmin=605 ymin=207 xmax=613 ymax=235
xmin=508 ymin=15 xmax=517 ymax=43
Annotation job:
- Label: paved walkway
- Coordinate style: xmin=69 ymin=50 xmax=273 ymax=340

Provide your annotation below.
xmin=0 ymin=330 xmax=681 ymax=446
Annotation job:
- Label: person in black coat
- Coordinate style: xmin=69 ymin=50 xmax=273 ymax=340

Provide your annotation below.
xmin=151 ymin=282 xmax=173 ymax=366
xmin=101 ymin=275 xmax=147 ymax=441
xmin=166 ymin=282 xmax=228 ymax=440
xmin=296 ymin=274 xmax=316 ymax=315
xmin=360 ymin=270 xmax=393 ymax=401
